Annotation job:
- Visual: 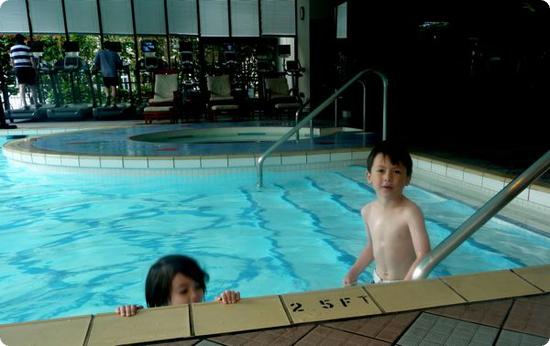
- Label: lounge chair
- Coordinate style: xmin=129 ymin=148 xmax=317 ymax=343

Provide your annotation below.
xmin=143 ymin=70 xmax=180 ymax=124
xmin=206 ymin=74 xmax=241 ymax=121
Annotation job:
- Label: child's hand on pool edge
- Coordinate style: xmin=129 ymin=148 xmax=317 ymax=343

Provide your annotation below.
xmin=216 ymin=290 xmax=240 ymax=304
xmin=116 ymin=304 xmax=144 ymax=317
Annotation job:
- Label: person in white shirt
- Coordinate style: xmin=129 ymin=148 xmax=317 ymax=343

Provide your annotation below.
xmin=9 ymin=34 xmax=39 ymax=109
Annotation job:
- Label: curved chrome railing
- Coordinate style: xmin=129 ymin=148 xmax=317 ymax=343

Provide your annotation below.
xmin=412 ymin=150 xmax=550 ymax=279
xmin=294 ymin=98 xmax=310 ymax=141
xmin=256 ymin=68 xmax=388 ymax=187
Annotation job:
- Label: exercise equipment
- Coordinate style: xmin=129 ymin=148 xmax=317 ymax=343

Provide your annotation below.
xmin=46 ymin=41 xmax=96 ymax=120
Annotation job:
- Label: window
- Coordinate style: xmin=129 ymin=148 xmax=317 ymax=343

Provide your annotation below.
xmin=261 ymin=0 xmax=295 ymax=36
xmin=167 ymin=0 xmax=198 ymax=35
xmin=134 ymin=0 xmax=166 ymax=35
xmin=0 ymin=0 xmax=29 ymax=33
xmin=199 ymin=0 xmax=229 ymax=37
xmin=65 ymin=0 xmax=100 ymax=34
xmin=336 ymin=2 xmax=347 ymax=39
xmin=28 ymin=0 xmax=64 ymax=34
xmin=231 ymin=0 xmax=259 ymax=37
xmin=100 ymin=0 xmax=133 ymax=35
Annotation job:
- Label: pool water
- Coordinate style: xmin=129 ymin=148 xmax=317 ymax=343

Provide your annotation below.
xmin=1 ymin=137 xmax=549 ymax=324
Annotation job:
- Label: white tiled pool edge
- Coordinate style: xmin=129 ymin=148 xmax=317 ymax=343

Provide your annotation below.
xmin=4 ymin=138 xmax=548 ymax=208
xmin=411 ymin=155 xmax=550 ymax=209
xmin=411 ymin=155 xmax=550 ymax=233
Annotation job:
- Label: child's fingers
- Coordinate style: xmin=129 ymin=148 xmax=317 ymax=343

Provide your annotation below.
xmin=217 ymin=290 xmax=241 ymax=304
xmin=116 ymin=305 xmax=143 ymax=317
xmin=343 ymin=274 xmax=357 ymax=286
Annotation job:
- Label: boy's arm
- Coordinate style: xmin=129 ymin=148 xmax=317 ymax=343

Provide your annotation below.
xmin=343 ymin=243 xmax=373 ymax=286
xmin=403 ymin=204 xmax=431 ymax=280
xmin=343 ymin=205 xmax=374 ymax=286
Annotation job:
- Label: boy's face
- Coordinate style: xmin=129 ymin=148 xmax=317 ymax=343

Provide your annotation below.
xmin=367 ymin=153 xmax=410 ymax=197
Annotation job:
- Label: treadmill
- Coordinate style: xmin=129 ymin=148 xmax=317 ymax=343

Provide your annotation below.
xmin=7 ymin=41 xmax=49 ymax=121
xmin=92 ymin=41 xmax=136 ymax=119
xmin=47 ymin=41 xmax=96 ymax=121
xmin=0 ymin=63 xmax=17 ymax=129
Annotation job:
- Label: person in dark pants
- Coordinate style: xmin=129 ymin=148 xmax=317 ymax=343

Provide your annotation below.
xmin=9 ymin=34 xmax=38 ymax=110
xmin=93 ymin=42 xmax=122 ymax=107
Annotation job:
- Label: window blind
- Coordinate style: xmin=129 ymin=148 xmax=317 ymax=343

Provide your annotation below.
xmin=231 ymin=0 xmax=259 ymax=37
xmin=0 ymin=0 xmax=29 ymax=33
xmin=167 ymin=0 xmax=198 ymax=35
xmin=65 ymin=0 xmax=100 ymax=34
xmin=28 ymin=0 xmax=64 ymax=34
xmin=199 ymin=0 xmax=229 ymax=37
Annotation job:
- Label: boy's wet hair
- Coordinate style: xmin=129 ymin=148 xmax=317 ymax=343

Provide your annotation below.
xmin=367 ymin=140 xmax=413 ymax=177
xmin=145 ymin=254 xmax=209 ymax=307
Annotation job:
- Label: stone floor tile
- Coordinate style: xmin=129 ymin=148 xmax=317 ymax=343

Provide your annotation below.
xmin=195 ymin=340 xmax=224 ymax=346
xmin=396 ymin=313 xmax=499 ymax=346
xmin=516 ymin=293 xmax=550 ymax=306
xmin=141 ymin=339 xmax=201 ymax=345
xmin=295 ymin=325 xmax=390 ymax=346
xmin=208 ymin=325 xmax=315 ymax=346
xmin=495 ymin=330 xmax=549 ymax=346
xmin=503 ymin=298 xmax=550 ymax=338
xmin=428 ymin=299 xmax=513 ymax=327
xmin=324 ymin=311 xmax=420 ymax=342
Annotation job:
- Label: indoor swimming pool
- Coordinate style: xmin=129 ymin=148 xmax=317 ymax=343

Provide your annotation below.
xmin=1 ymin=136 xmax=549 ymax=324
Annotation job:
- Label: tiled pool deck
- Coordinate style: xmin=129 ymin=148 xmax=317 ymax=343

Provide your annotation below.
xmin=0 ymin=267 xmax=548 ymax=346
xmin=1 ymin=121 xmax=549 ymax=345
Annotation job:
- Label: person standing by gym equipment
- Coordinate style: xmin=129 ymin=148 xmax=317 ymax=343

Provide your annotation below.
xmin=93 ymin=41 xmax=122 ymax=107
xmin=9 ymin=34 xmax=39 ymax=110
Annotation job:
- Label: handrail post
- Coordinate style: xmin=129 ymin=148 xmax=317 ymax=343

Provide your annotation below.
xmin=357 ymin=80 xmax=367 ymax=131
xmin=295 ymin=98 xmax=311 ymax=141
xmin=381 ymin=74 xmax=388 ymax=140
xmin=412 ymin=150 xmax=550 ymax=280
xmin=334 ymin=92 xmax=338 ymax=127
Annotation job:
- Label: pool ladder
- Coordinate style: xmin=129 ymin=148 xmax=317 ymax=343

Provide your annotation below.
xmin=412 ymin=150 xmax=550 ymax=279
xmin=257 ymin=68 xmax=389 ymax=188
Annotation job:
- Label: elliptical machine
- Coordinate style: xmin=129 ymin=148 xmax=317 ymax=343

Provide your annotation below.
xmin=284 ymin=59 xmax=305 ymax=98
xmin=177 ymin=40 xmax=202 ymax=121
xmin=178 ymin=40 xmax=199 ymax=93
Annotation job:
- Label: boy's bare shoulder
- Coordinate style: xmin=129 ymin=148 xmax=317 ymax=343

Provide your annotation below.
xmin=403 ymin=197 xmax=424 ymax=217
xmin=360 ymin=202 xmax=374 ymax=217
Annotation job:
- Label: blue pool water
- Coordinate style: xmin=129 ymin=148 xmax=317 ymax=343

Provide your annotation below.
xmin=1 ymin=137 xmax=549 ymax=324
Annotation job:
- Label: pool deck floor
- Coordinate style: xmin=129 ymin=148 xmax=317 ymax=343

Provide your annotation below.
xmin=0 ymin=267 xmax=548 ymax=346
xmin=1 ymin=120 xmax=549 ymax=345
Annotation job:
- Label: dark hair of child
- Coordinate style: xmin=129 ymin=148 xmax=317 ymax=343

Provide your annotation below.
xmin=145 ymin=254 xmax=209 ymax=307
xmin=366 ymin=140 xmax=413 ymax=177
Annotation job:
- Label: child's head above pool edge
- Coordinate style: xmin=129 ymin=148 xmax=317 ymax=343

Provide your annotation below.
xmin=145 ymin=254 xmax=209 ymax=307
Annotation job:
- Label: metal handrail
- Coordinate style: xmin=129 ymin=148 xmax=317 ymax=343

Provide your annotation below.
xmin=294 ymin=98 xmax=311 ymax=141
xmin=257 ymin=68 xmax=388 ymax=187
xmin=334 ymin=80 xmax=367 ymax=130
xmin=412 ymin=150 xmax=550 ymax=280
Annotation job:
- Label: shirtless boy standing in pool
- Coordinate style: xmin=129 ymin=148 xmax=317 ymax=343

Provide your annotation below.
xmin=343 ymin=141 xmax=431 ymax=284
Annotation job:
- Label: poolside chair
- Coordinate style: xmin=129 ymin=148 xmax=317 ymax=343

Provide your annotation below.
xmin=206 ymin=74 xmax=241 ymax=121
xmin=265 ymin=76 xmax=302 ymax=119
xmin=143 ymin=70 xmax=181 ymax=124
